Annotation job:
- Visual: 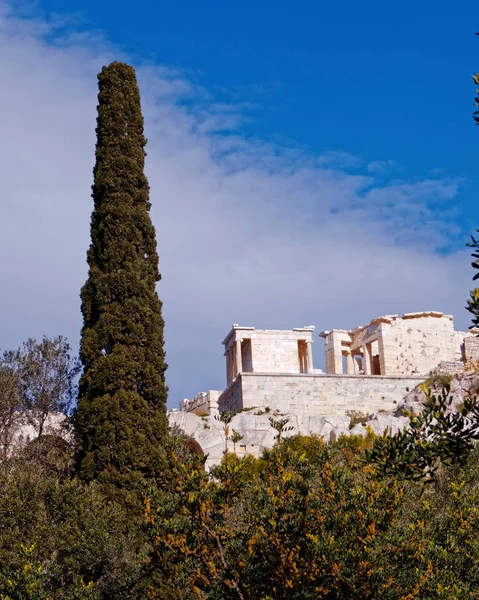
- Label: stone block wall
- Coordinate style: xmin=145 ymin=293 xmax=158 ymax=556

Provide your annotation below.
xmin=465 ymin=336 xmax=479 ymax=362
xmin=217 ymin=378 xmax=243 ymax=413
xmin=431 ymin=361 xmax=465 ymax=376
xmin=379 ymin=315 xmax=457 ymax=375
xmin=218 ymin=373 xmax=423 ymax=416
xmin=322 ymin=313 xmax=475 ymax=377
xmin=249 ymin=335 xmax=302 ymax=373
xmin=223 ymin=326 xmax=315 ymax=383
xmin=180 ymin=391 xmax=221 ymax=415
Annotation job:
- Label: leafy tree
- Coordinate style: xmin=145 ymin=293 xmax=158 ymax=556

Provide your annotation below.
xmin=0 ymin=545 xmax=56 ymax=600
xmin=466 ymin=231 xmax=479 ymax=328
xmin=229 ymin=429 xmax=244 ymax=453
xmin=366 ymin=385 xmax=479 ymax=481
xmin=0 ymin=456 xmax=144 ymax=599
xmin=269 ymin=416 xmax=294 ymax=442
xmin=143 ymin=435 xmax=418 ymax=599
xmin=75 ymin=62 xmax=169 ymax=490
xmin=0 ymin=365 xmax=22 ymax=459
xmin=2 ymin=337 xmax=79 ymax=441
xmin=214 ymin=411 xmax=234 ymax=453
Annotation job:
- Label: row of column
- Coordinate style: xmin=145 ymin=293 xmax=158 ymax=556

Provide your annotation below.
xmin=342 ymin=342 xmax=379 ymax=375
xmin=226 ymin=338 xmax=314 ymax=386
xmin=341 ymin=347 xmax=371 ymax=374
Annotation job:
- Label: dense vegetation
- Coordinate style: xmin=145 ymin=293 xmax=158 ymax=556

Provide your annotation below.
xmin=3 ymin=424 xmax=479 ymax=599
xmin=1 ymin=60 xmax=479 ymax=599
xmin=75 ymin=62 xmax=169 ymax=493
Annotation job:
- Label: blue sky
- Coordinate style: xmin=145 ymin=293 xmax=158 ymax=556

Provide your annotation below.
xmin=31 ymin=0 xmax=478 ymax=229
xmin=0 ymin=1 xmax=478 ymax=405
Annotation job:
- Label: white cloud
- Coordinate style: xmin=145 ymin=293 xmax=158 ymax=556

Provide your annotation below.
xmin=0 ymin=3 xmax=473 ymax=406
xmin=367 ymin=159 xmax=398 ymax=174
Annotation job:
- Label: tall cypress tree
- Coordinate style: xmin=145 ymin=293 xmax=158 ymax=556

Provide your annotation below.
xmin=76 ymin=62 xmax=169 ymax=489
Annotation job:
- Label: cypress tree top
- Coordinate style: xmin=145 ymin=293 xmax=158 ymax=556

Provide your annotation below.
xmin=76 ymin=62 xmax=168 ymax=488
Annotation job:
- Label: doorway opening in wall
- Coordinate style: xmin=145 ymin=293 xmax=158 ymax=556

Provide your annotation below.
xmin=298 ymin=340 xmax=308 ymax=373
xmin=370 ymin=340 xmax=382 ymax=375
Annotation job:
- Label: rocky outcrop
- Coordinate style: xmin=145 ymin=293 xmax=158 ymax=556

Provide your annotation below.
xmin=395 ymin=372 xmax=479 ymax=417
xmin=168 ymin=408 xmax=408 ymax=470
xmin=170 ymin=370 xmax=479 ymax=469
xmin=349 ymin=413 xmax=409 ymax=437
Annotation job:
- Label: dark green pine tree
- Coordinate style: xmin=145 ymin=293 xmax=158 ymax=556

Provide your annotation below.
xmin=76 ymin=62 xmax=169 ymax=490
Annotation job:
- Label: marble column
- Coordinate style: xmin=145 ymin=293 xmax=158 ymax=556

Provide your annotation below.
xmin=306 ymin=340 xmax=313 ymax=373
xmin=235 ymin=338 xmax=243 ymax=375
xmin=345 ymin=352 xmax=354 ymax=374
xmin=225 ymin=351 xmax=230 ymax=386
xmin=363 ymin=344 xmax=371 ymax=375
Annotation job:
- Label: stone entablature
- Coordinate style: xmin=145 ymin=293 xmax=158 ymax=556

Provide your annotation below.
xmin=320 ymin=312 xmax=477 ymax=377
xmin=222 ymin=325 xmax=316 ymax=386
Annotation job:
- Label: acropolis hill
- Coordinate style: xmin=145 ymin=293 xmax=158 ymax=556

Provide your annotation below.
xmin=170 ymin=311 xmax=479 ymax=468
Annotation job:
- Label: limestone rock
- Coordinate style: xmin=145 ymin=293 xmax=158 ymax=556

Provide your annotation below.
xmin=350 ymin=414 xmax=408 ymax=437
xmin=395 ymin=372 xmax=479 ymax=417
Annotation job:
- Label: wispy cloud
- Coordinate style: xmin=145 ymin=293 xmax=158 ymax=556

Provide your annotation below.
xmin=0 ymin=3 xmax=472 ymax=405
xmin=367 ymin=159 xmax=398 ymax=174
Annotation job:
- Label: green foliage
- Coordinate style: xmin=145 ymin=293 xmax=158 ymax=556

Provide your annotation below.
xmin=466 ymin=231 xmax=479 ymax=328
xmin=5 ymin=398 xmax=479 ymax=598
xmin=346 ymin=409 xmax=372 ymax=429
xmin=229 ymin=429 xmax=244 ymax=452
xmin=214 ymin=411 xmax=234 ymax=453
xmin=143 ymin=435 xmax=411 ymax=598
xmin=0 ymin=455 xmax=144 ymax=599
xmin=0 ymin=365 xmax=21 ymax=459
xmin=0 ymin=544 xmax=49 ymax=600
xmin=1 ymin=337 xmax=80 ymax=440
xmin=268 ymin=416 xmax=293 ymax=442
xmin=140 ymin=428 xmax=479 ymax=598
xmin=366 ymin=385 xmax=479 ymax=481
xmin=75 ymin=62 xmax=169 ymax=488
xmin=421 ymin=372 xmax=454 ymax=390
xmin=473 ymin=72 xmax=479 ymax=126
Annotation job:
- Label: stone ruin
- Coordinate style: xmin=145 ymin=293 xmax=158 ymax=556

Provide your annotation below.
xmin=179 ymin=311 xmax=478 ymax=418
xmin=320 ymin=311 xmax=468 ymax=377
xmin=168 ymin=310 xmax=479 ymax=468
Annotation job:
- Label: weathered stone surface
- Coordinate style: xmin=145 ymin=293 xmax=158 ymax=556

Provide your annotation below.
xmin=16 ymin=412 xmax=69 ymax=442
xmin=168 ymin=409 xmax=405 ymax=469
xmin=465 ymin=336 xmax=479 ymax=362
xmin=321 ymin=312 xmax=476 ymax=377
xmin=181 ymin=317 xmax=479 ymax=421
xmin=219 ymin=372 xmax=422 ymax=416
xmin=179 ymin=391 xmax=220 ymax=415
xmin=350 ymin=414 xmax=409 ymax=437
xmin=395 ymin=373 xmax=479 ymax=417
xmin=173 ymin=316 xmax=479 ymax=469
